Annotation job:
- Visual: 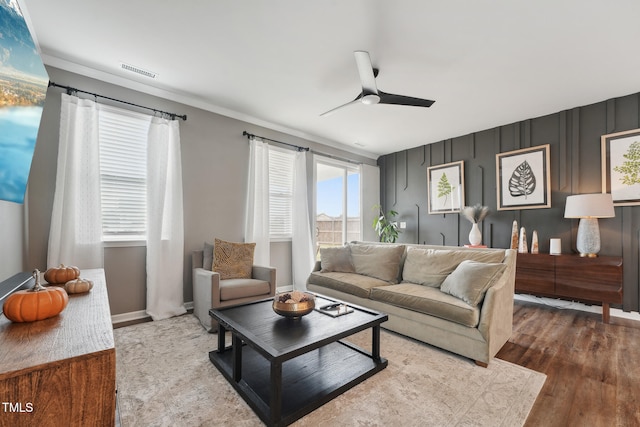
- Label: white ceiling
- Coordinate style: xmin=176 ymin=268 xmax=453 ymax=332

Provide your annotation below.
xmin=20 ymin=0 xmax=640 ymax=158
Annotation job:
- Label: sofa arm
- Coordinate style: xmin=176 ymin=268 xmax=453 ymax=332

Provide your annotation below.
xmin=312 ymin=260 xmax=321 ymax=272
xmin=252 ymin=266 xmax=277 ymax=297
xmin=477 ymin=249 xmax=517 ymax=356
xmin=193 ymin=267 xmax=221 ymax=331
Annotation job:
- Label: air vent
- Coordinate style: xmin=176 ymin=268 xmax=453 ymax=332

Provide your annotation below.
xmin=120 ymin=62 xmax=158 ymax=79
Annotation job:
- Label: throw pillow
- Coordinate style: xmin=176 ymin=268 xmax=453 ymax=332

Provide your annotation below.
xmin=440 ymin=260 xmax=507 ymax=306
xmin=203 ymin=242 xmax=214 ymax=271
xmin=402 ymin=247 xmax=505 ymax=287
xmin=213 ymin=238 xmax=256 ymax=280
xmin=349 ymin=243 xmax=405 ymax=283
xmin=320 ymin=246 xmax=355 ymax=273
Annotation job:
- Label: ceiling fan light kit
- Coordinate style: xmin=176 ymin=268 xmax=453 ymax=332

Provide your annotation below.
xmin=321 ymin=50 xmax=435 ymax=116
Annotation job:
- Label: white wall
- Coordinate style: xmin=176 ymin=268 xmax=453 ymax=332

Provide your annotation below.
xmin=0 ymin=200 xmax=25 ymax=281
xmin=361 ymin=164 xmax=380 ymax=242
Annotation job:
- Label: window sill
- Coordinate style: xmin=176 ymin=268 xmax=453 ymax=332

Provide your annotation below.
xmin=270 ymin=237 xmax=292 ymax=243
xmin=103 ymin=239 xmax=146 ymax=248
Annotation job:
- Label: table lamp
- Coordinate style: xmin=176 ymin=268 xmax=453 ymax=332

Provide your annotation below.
xmin=564 ymin=193 xmax=615 ymax=257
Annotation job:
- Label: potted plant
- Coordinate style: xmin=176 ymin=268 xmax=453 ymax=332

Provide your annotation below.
xmin=372 ymin=204 xmax=400 ymax=243
xmin=461 ymin=204 xmax=490 ymax=246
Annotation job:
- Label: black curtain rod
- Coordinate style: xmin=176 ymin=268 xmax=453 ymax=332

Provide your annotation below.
xmin=242 ymin=131 xmax=363 ymax=165
xmin=242 ymin=131 xmax=309 ymax=152
xmin=48 ymin=81 xmax=187 ymax=121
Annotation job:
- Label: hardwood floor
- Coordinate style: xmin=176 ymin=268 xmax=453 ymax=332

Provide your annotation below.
xmin=497 ymin=301 xmax=640 ymax=427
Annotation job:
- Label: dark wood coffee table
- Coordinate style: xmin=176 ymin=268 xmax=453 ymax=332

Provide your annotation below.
xmin=209 ymin=294 xmax=388 ymax=427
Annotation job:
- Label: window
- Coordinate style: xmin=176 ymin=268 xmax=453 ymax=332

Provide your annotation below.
xmin=98 ymin=105 xmax=151 ymax=241
xmin=268 ymin=147 xmax=295 ymax=239
xmin=314 ymin=157 xmax=361 ymax=252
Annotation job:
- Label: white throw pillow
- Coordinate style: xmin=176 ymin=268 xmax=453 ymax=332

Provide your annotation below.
xmin=440 ymin=260 xmax=506 ymax=306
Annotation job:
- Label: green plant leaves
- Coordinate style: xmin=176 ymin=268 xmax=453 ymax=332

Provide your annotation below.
xmin=613 ymin=140 xmax=640 ymax=186
xmin=372 ymin=205 xmax=400 ymax=243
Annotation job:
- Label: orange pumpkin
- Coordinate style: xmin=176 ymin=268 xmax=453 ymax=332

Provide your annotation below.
xmin=3 ymin=270 xmax=69 ymax=322
xmin=44 ymin=264 xmax=80 ymax=285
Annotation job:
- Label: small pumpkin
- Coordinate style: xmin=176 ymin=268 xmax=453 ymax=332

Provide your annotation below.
xmin=64 ymin=277 xmax=93 ymax=294
xmin=44 ymin=264 xmax=80 ymax=285
xmin=3 ymin=270 xmax=69 ymax=322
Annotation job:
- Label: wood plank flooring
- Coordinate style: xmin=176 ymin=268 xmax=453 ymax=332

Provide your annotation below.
xmin=497 ymin=301 xmax=640 ymax=427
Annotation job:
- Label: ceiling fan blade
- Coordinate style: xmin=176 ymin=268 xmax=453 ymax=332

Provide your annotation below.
xmin=378 ymin=91 xmax=435 ymax=108
xmin=354 ymin=51 xmax=378 ymax=95
xmin=320 ymin=93 xmax=362 ymax=116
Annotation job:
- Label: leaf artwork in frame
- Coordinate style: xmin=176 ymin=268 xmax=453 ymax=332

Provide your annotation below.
xmin=496 ymin=145 xmax=550 ymax=211
xmin=601 ymin=128 xmax=640 ymax=206
xmin=508 ymin=160 xmax=537 ymax=199
xmin=427 ymin=160 xmax=465 ymax=214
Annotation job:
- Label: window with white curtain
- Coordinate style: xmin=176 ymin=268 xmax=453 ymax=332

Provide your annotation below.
xmin=268 ymin=146 xmax=295 ymax=239
xmin=98 ymin=105 xmax=151 ymax=241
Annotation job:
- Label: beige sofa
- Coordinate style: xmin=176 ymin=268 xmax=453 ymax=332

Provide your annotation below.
xmin=306 ymin=242 xmax=517 ymax=366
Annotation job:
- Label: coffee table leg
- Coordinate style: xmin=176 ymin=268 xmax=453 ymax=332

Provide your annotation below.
xmin=372 ymin=325 xmax=381 ymax=362
xmin=270 ymin=361 xmax=282 ymax=423
xmin=232 ymin=334 xmax=243 ymax=382
xmin=217 ymin=322 xmax=226 ymax=352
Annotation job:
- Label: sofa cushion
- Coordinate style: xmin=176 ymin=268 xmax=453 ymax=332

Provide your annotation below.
xmin=308 ymin=271 xmax=390 ymax=299
xmin=440 ymin=260 xmax=506 ymax=306
xmin=203 ymin=242 xmax=214 ymax=271
xmin=401 ymin=247 xmax=505 ymax=287
xmin=370 ymin=283 xmax=480 ymax=327
xmin=213 ymin=238 xmax=255 ymax=280
xmin=220 ymin=278 xmax=271 ymax=301
xmin=349 ymin=243 xmax=405 ymax=283
xmin=320 ymin=246 xmax=355 ymax=273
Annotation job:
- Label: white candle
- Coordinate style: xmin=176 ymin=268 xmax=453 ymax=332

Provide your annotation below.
xmin=550 ymin=238 xmax=561 ymax=255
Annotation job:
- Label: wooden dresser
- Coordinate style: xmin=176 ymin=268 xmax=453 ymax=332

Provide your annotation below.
xmin=515 ymin=253 xmax=623 ymax=323
xmin=0 ymin=269 xmax=116 ymax=426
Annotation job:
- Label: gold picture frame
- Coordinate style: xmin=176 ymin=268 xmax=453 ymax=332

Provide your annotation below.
xmin=496 ymin=144 xmax=551 ymax=211
xmin=427 ymin=161 xmax=465 ymax=214
xmin=601 ymin=128 xmax=640 ymax=206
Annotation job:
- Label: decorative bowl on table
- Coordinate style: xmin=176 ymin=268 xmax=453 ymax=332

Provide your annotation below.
xmin=272 ymin=291 xmax=315 ymax=318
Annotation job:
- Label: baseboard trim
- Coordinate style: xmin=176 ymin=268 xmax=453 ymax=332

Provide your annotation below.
xmin=515 ymin=294 xmax=640 ymax=322
xmin=111 ymin=301 xmax=194 ymax=325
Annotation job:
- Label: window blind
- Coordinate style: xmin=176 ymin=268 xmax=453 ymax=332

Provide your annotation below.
xmin=269 ymin=147 xmax=295 ymax=238
xmin=98 ymin=106 xmax=151 ymax=240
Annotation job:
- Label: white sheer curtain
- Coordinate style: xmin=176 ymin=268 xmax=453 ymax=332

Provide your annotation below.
xmin=291 ymin=150 xmax=315 ymax=290
xmin=244 ymin=136 xmax=270 ymax=266
xmin=146 ymin=117 xmax=186 ymax=321
xmin=48 ymin=93 xmax=103 ymax=269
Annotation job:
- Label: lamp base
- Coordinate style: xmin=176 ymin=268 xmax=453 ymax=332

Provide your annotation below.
xmin=576 ymin=218 xmax=601 ymax=258
xmin=579 ymin=252 xmax=598 ymax=258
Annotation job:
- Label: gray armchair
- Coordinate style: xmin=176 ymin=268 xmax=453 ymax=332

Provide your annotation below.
xmin=192 ymin=249 xmax=276 ymax=332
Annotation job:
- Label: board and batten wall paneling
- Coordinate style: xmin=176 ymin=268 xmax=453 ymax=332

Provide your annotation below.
xmin=378 ymin=91 xmax=640 ymax=313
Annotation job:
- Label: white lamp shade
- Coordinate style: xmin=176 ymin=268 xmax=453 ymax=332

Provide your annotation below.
xmin=564 ymin=193 xmax=615 ymax=218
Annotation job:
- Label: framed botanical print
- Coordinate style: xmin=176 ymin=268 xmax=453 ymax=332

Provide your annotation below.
xmin=427 ymin=161 xmax=465 ymax=214
xmin=496 ymin=144 xmax=551 ymax=210
xmin=601 ymin=128 xmax=640 ymax=206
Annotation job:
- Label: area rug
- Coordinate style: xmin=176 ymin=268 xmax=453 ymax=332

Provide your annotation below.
xmin=114 ymin=314 xmax=545 ymax=426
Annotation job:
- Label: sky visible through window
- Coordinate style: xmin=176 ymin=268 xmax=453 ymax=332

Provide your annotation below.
xmin=316 ymin=174 xmax=360 ymax=217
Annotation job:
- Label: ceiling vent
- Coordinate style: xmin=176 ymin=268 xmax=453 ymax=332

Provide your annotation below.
xmin=120 ymin=62 xmax=158 ymax=79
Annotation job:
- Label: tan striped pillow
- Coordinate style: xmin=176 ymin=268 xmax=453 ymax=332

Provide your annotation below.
xmin=213 ymin=238 xmax=255 ymax=280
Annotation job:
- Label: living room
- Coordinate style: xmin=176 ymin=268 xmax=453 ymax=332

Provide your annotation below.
xmin=2 ymin=1 xmax=640 ymax=426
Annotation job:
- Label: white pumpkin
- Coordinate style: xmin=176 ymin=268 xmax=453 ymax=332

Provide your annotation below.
xmin=64 ymin=278 xmax=94 ymax=294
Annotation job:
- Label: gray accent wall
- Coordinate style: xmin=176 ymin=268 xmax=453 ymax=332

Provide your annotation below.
xmin=378 ymin=92 xmax=640 ymax=313
xmin=21 ymin=66 xmax=376 ymax=316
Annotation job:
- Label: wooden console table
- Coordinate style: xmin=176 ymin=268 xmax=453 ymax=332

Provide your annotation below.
xmin=515 ymin=253 xmax=623 ymax=323
xmin=0 ymin=269 xmax=115 ymax=426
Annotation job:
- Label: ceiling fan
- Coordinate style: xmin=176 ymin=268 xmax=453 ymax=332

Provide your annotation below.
xmin=320 ymin=51 xmax=435 ymax=116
